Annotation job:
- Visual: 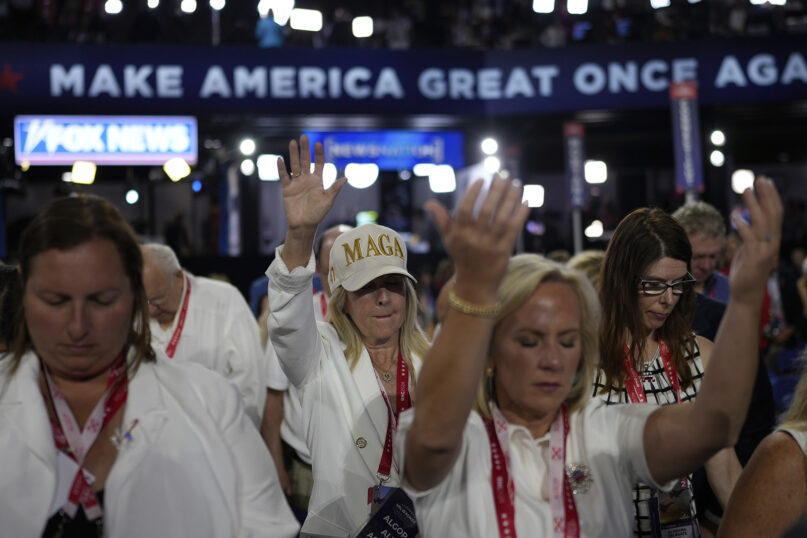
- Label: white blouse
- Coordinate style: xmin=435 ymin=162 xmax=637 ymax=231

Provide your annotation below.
xmin=397 ymin=398 xmax=671 ymax=538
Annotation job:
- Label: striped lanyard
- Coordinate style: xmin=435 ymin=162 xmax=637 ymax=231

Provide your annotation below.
xmin=43 ymin=355 xmax=128 ymax=520
xmin=484 ymin=405 xmax=580 ymax=538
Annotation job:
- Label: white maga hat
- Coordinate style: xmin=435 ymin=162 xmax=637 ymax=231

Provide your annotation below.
xmin=328 ymin=223 xmax=416 ymax=292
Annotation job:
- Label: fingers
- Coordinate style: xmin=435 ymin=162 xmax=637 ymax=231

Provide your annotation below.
xmin=475 ymin=176 xmax=510 ymax=225
xmin=300 ymin=135 xmax=312 ymax=175
xmin=454 ymin=180 xmax=485 ymax=226
xmin=327 ymin=177 xmax=348 ymax=202
xmin=313 ymin=141 xmax=325 ymax=177
xmin=288 ymin=138 xmax=301 ymax=177
xmin=277 ymin=156 xmax=291 ymax=187
xmin=425 ymin=199 xmax=451 ymax=240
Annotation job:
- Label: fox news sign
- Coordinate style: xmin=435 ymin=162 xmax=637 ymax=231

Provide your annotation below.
xmin=14 ymin=115 xmax=197 ymax=165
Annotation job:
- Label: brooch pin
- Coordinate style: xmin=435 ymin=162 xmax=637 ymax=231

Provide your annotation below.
xmin=566 ymin=463 xmax=593 ymax=495
xmin=111 ymin=419 xmax=139 ymax=451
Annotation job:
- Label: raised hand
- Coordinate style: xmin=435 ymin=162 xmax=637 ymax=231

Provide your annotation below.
xmin=728 ymin=177 xmax=783 ymax=305
xmin=277 ymin=135 xmax=347 ymax=233
xmin=425 ymin=177 xmax=529 ymax=304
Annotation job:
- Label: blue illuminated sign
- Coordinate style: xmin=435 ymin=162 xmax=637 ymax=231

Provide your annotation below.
xmin=14 ymin=115 xmax=197 ymax=165
xmin=303 ymin=131 xmax=464 ymax=170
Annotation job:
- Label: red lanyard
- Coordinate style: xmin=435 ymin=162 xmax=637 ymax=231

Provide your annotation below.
xmin=43 ymin=354 xmax=128 ymax=520
xmin=165 ymin=274 xmax=191 ymax=358
xmin=484 ymin=405 xmax=580 ymax=538
xmin=319 ymin=292 xmax=328 ymax=321
xmin=376 ymin=351 xmax=412 ymax=482
xmin=623 ymin=340 xmax=681 ymax=404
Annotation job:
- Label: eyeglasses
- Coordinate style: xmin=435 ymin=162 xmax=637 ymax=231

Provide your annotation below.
xmin=639 ymin=273 xmax=696 ymax=296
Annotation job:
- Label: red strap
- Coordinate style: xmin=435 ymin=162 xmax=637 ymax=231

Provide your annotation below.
xmin=623 ymin=340 xmax=681 ymax=404
xmin=377 ymin=351 xmax=411 ymax=480
xmin=484 ymin=405 xmax=579 ymax=538
xmin=46 ymin=354 xmax=128 ymax=519
xmin=319 ymin=292 xmax=328 ymax=321
xmin=165 ymin=274 xmax=192 ymax=358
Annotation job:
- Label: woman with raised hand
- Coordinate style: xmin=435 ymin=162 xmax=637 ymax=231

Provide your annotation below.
xmin=266 ymin=136 xmax=430 ymax=537
xmin=0 ymin=195 xmax=298 ymax=537
xmin=400 ymin=177 xmax=781 ymax=537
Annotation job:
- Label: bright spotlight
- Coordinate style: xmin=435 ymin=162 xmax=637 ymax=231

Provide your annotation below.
xmin=148 ymin=0 xmax=159 ymax=7
xmin=413 ymin=163 xmax=435 ymax=177
xmin=290 ymin=8 xmax=322 ymax=31
xmin=352 ymin=16 xmax=373 ymax=38
xmin=428 ymin=165 xmax=456 ymax=194
xmin=210 ymin=0 xmax=225 ymax=10
xmin=710 ymin=130 xmax=726 ymax=146
xmin=239 ymin=138 xmax=256 ymax=156
xmin=399 ymin=170 xmax=412 ymax=181
xmin=164 ymin=158 xmax=191 ymax=182
xmin=180 ymin=0 xmax=197 ymax=13
xmin=257 ymin=0 xmax=293 ymax=25
xmin=709 ymin=150 xmax=725 ymax=167
xmin=484 ymin=156 xmax=501 ymax=173
xmin=241 ymin=159 xmax=256 ymax=176
xmin=650 ymin=0 xmax=671 ymax=8
xmin=532 ymin=0 xmax=554 ymax=13
xmin=731 ymin=169 xmax=755 ymax=194
xmin=481 ymin=137 xmax=498 ymax=155
xmin=585 ymin=220 xmax=604 ymax=238
xmin=345 ymin=163 xmax=379 ymax=189
xmin=584 ymin=160 xmax=607 ymax=184
xmin=62 ymin=172 xmax=73 ymax=183
xmin=322 ymin=163 xmax=337 ymax=189
xmin=126 ymin=189 xmax=140 ymax=205
xmin=71 ymin=161 xmax=97 ymax=185
xmin=104 ymin=0 xmax=123 ymax=14
xmin=257 ymin=154 xmax=281 ymax=181
xmin=522 ymin=184 xmax=545 ymax=208
xmin=567 ymin=0 xmax=588 ymax=14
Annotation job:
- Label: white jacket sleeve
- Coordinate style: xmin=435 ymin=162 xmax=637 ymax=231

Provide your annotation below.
xmin=221 ymin=295 xmax=268 ymax=428
xmin=202 ymin=368 xmax=299 ymax=538
xmin=266 ymin=246 xmax=325 ymax=388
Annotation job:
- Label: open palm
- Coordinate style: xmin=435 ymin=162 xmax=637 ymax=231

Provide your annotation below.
xmin=278 ymin=135 xmax=346 ymax=232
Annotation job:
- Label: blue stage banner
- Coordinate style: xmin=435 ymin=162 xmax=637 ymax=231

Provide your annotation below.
xmin=0 ymin=36 xmax=804 ymax=115
xmin=564 ymin=122 xmax=588 ymax=209
xmin=669 ymin=82 xmax=704 ymax=193
xmin=303 ymin=130 xmax=464 ymax=170
xmin=14 ymin=115 xmax=197 ymax=165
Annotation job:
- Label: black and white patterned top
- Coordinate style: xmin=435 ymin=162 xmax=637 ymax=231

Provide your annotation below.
xmin=592 ymin=338 xmax=705 ymax=538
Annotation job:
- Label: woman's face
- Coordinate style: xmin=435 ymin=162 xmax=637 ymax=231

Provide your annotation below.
xmin=637 ymin=256 xmax=689 ymax=334
xmin=24 ymin=238 xmax=134 ymax=381
xmin=344 ymin=274 xmax=407 ymax=347
xmin=491 ymin=281 xmax=582 ymax=427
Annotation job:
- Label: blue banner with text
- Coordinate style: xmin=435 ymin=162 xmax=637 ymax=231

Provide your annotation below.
xmin=0 ymin=37 xmax=804 ymax=116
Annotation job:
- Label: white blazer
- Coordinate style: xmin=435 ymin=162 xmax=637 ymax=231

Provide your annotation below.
xmin=0 ymin=351 xmax=299 ymax=538
xmin=267 ymin=249 xmax=422 ymax=538
xmin=149 ymin=272 xmax=267 ymax=428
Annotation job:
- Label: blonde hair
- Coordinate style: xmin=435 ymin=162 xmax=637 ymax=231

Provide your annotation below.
xmin=779 ymin=351 xmax=807 ymax=432
xmin=476 ymin=253 xmax=601 ymax=418
xmin=328 ymin=278 xmax=430 ymax=380
xmin=567 ymin=249 xmax=606 ymax=289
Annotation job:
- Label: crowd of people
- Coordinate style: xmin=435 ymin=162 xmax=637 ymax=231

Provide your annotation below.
xmin=2 ymin=134 xmax=807 ymax=537
xmin=1 ymin=0 xmax=803 ymax=49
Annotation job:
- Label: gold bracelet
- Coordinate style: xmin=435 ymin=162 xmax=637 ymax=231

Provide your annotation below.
xmin=448 ymin=290 xmax=500 ymax=318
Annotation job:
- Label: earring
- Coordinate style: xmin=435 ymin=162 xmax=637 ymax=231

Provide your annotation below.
xmin=486 ymin=366 xmax=494 ymax=378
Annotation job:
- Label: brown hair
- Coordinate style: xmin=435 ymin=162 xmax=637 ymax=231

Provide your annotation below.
xmin=8 ymin=195 xmax=155 ymax=374
xmin=598 ymin=207 xmax=696 ymax=392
